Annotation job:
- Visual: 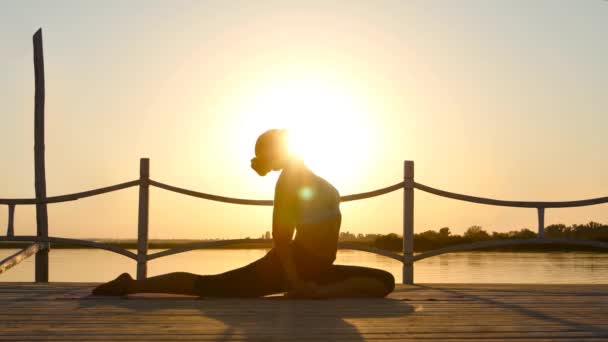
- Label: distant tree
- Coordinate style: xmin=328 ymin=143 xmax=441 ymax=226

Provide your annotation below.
xmin=339 ymin=231 xmax=356 ymax=241
xmin=439 ymin=227 xmax=451 ymax=237
xmin=545 ymin=224 xmax=567 ymax=238
xmin=374 ymin=233 xmax=402 ymax=251
xmin=464 ymin=225 xmax=490 ymax=241
xmin=349 ymin=221 xmax=607 ymax=252
xmin=511 ymin=228 xmax=536 ymax=239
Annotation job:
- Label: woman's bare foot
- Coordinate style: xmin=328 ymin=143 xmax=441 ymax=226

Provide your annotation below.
xmin=92 ymin=273 xmax=133 ymax=296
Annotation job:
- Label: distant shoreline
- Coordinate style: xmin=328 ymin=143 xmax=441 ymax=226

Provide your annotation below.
xmin=0 ymin=240 xmax=274 ymax=250
xmin=1 ymin=239 xmax=606 ymax=253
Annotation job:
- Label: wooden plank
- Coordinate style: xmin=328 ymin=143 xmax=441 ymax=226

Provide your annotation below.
xmin=0 ymin=243 xmax=41 ymax=274
xmin=33 ymin=28 xmax=49 ymax=283
xmin=0 ymin=284 xmax=606 ymax=341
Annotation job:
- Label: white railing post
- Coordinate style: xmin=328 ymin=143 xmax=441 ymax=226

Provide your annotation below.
xmin=137 ymin=158 xmax=150 ymax=280
xmin=537 ymin=207 xmax=545 ymax=239
xmin=7 ymin=205 xmax=15 ymax=237
xmin=403 ymin=160 xmax=414 ymax=284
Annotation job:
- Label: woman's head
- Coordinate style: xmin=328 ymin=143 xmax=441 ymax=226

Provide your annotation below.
xmin=251 ymin=129 xmax=290 ymax=176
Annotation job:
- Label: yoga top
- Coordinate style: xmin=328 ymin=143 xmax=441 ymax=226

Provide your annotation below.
xmin=273 ymin=161 xmax=341 ymax=261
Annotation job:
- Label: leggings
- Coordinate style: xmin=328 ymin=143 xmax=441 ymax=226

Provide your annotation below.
xmin=193 ymin=244 xmax=395 ymax=297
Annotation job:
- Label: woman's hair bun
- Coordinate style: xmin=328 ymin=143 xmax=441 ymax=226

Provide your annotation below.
xmin=254 ymin=129 xmax=289 ymax=158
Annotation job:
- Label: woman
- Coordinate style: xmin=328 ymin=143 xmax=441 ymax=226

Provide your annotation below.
xmin=93 ymin=129 xmax=394 ymax=298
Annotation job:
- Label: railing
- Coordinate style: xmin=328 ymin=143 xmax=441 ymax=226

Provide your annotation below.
xmin=1 ymin=158 xmax=607 ymax=284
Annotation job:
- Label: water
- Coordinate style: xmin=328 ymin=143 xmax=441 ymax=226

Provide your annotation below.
xmin=1 ymin=249 xmax=607 ymax=283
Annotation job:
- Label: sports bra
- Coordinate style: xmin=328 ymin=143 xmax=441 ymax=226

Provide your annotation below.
xmin=274 ymin=163 xmax=340 ymax=226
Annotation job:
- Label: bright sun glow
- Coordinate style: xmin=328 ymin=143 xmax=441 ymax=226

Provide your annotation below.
xmin=235 ymin=75 xmax=375 ymax=185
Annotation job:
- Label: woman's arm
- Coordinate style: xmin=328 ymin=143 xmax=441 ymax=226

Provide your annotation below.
xmin=272 ymin=221 xmax=299 ymax=287
xmin=273 ymin=222 xmax=317 ymax=297
xmin=273 ymin=173 xmax=306 ymax=290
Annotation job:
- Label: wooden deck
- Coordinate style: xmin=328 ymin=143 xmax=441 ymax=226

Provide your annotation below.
xmin=0 ymin=283 xmax=607 ymax=341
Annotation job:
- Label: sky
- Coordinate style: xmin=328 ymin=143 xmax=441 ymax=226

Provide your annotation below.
xmin=1 ymin=1 xmax=607 ymax=239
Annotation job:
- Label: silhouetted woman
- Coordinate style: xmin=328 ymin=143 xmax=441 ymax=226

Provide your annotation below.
xmin=93 ymin=129 xmax=394 ymax=298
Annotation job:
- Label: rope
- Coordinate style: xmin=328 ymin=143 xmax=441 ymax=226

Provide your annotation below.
xmin=149 ymin=179 xmax=405 ymax=205
xmin=414 ymin=182 xmax=608 ymax=208
xmin=1 ymin=177 xmax=605 ymax=209
xmin=0 ymin=180 xmax=140 ymax=205
xmin=150 ymin=180 xmax=273 ymax=206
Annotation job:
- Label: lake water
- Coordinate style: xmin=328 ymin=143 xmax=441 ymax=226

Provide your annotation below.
xmin=1 ymin=249 xmax=607 ymax=283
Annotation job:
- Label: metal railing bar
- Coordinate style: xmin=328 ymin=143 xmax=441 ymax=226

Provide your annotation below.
xmin=338 ymin=242 xmax=404 ymax=262
xmin=146 ymin=239 xmax=269 ymax=260
xmin=145 ymin=239 xmax=404 ymax=262
xmin=412 ymin=238 xmax=608 ymax=262
xmin=0 ymin=242 xmax=42 ymax=275
xmin=0 ymin=236 xmax=137 ymax=260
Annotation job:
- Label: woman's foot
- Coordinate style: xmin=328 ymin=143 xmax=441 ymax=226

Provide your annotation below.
xmin=92 ymin=273 xmax=133 ymax=296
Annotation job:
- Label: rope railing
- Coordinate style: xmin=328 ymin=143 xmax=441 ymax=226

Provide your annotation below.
xmin=0 ymin=180 xmax=140 ymax=205
xmin=414 ymin=182 xmax=608 ymax=208
xmin=2 ymin=178 xmax=606 ymax=209
xmin=2 ymin=159 xmax=608 ymax=285
xmin=149 ymin=179 xmax=405 ymax=205
xmin=340 ymin=182 xmax=405 ymax=202
xmin=149 ymin=180 xmax=274 ymax=206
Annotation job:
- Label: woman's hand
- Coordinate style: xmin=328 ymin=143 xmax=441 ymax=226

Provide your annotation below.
xmin=285 ymin=281 xmax=324 ymax=299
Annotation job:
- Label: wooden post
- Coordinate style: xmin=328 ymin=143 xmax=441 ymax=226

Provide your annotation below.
xmin=137 ymin=158 xmax=150 ymax=280
xmin=33 ymin=28 xmax=49 ymax=283
xmin=403 ymin=160 xmax=414 ymax=284
xmin=7 ymin=205 xmax=15 ymax=237
xmin=537 ymin=207 xmax=545 ymax=239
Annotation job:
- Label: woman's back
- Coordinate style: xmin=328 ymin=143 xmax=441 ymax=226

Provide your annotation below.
xmin=275 ymin=162 xmax=341 ymax=261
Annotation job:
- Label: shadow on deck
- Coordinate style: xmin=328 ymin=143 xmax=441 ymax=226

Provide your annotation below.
xmin=0 ymin=283 xmax=607 ymax=341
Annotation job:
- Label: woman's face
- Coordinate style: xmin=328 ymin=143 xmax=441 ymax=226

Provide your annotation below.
xmin=250 ymin=155 xmax=271 ymax=176
xmin=251 ymin=148 xmax=288 ymax=176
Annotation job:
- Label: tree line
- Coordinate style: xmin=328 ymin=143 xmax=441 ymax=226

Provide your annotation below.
xmin=339 ymin=221 xmax=608 ymax=252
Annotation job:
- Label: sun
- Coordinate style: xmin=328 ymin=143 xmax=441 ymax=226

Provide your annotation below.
xmin=235 ymin=76 xmax=375 ymax=186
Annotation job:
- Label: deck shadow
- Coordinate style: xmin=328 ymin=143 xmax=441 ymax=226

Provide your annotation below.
xmin=76 ymin=296 xmax=414 ymax=341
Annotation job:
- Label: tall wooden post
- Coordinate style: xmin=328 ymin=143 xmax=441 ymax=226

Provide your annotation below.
xmin=33 ymin=28 xmax=49 ymax=283
xmin=137 ymin=158 xmax=150 ymax=280
xmin=537 ymin=207 xmax=545 ymax=239
xmin=7 ymin=205 xmax=15 ymax=237
xmin=403 ymin=160 xmax=414 ymax=284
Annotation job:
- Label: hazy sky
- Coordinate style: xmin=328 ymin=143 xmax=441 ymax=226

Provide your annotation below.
xmin=1 ymin=1 xmax=607 ymax=239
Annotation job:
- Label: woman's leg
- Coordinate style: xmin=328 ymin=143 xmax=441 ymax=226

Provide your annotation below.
xmin=92 ymin=249 xmax=287 ymax=297
xmin=314 ymin=265 xmax=395 ymax=298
